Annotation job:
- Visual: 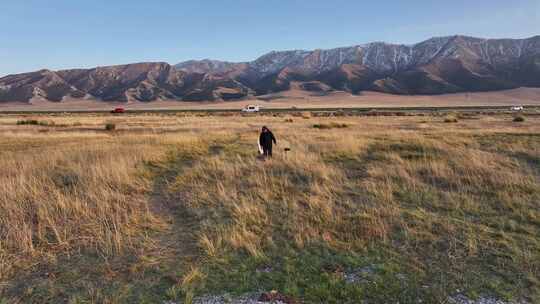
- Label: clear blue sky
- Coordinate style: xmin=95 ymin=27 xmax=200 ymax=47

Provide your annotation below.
xmin=1 ymin=0 xmax=539 ymax=76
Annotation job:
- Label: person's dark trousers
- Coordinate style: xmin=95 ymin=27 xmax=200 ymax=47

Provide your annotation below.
xmin=263 ymin=145 xmax=272 ymax=157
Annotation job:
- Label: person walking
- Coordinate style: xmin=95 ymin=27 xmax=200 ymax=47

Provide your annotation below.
xmin=259 ymin=126 xmax=277 ymax=157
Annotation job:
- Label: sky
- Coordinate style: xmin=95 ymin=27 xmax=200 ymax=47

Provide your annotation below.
xmin=1 ymin=0 xmax=539 ymax=76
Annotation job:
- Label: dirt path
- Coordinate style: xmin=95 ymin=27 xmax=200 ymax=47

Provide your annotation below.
xmin=146 ymin=150 xmax=203 ymax=272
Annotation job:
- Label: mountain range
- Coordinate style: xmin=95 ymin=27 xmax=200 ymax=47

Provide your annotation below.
xmin=1 ymin=35 xmax=540 ymax=103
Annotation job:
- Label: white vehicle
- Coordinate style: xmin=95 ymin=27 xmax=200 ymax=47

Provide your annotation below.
xmin=510 ymin=106 xmax=524 ymax=111
xmin=242 ymin=105 xmax=260 ymax=112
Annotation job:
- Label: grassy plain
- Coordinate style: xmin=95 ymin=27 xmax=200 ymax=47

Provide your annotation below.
xmin=0 ymin=110 xmax=538 ymax=303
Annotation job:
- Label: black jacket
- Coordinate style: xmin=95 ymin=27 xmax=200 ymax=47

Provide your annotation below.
xmin=259 ymin=131 xmax=276 ymax=148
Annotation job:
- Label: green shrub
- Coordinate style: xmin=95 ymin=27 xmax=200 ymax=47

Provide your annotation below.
xmin=313 ymin=124 xmax=327 ymax=129
xmin=38 ymin=120 xmax=55 ymax=127
xmin=16 ymin=119 xmax=66 ymax=127
xmin=313 ymin=122 xmax=349 ymax=129
xmin=16 ymin=119 xmax=39 ymax=125
xmin=105 ymin=123 xmax=116 ymax=131
xmin=513 ymin=115 xmax=525 ymax=122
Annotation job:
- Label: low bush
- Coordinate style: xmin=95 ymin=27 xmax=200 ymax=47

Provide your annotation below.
xmin=457 ymin=113 xmax=478 ymax=120
xmin=16 ymin=119 xmax=39 ymax=125
xmin=313 ymin=122 xmax=349 ymax=129
xmin=334 ymin=110 xmax=345 ymax=117
xmin=444 ymin=116 xmax=458 ymax=123
xmin=16 ymin=119 xmax=68 ymax=127
xmin=39 ymin=120 xmax=55 ymax=126
xmin=105 ymin=123 xmax=116 ymax=131
xmin=513 ymin=115 xmax=525 ymax=122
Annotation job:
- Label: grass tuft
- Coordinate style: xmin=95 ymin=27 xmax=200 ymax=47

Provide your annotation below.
xmin=444 ymin=115 xmax=459 ymax=123
xmin=313 ymin=122 xmax=349 ymax=129
xmin=105 ymin=122 xmax=116 ymax=131
xmin=513 ymin=115 xmax=526 ymax=122
xmin=16 ymin=119 xmax=39 ymax=125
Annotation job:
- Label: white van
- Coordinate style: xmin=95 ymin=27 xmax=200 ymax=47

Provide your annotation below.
xmin=510 ymin=106 xmax=524 ymax=111
xmin=242 ymin=105 xmax=260 ymax=112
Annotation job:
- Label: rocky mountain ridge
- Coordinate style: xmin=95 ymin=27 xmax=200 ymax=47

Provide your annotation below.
xmin=1 ymin=35 xmax=539 ymax=102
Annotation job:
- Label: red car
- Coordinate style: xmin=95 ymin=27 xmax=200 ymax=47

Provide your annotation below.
xmin=110 ymin=107 xmax=125 ymax=114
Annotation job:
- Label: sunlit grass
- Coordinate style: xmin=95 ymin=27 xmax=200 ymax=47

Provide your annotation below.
xmin=0 ymin=112 xmax=538 ymax=303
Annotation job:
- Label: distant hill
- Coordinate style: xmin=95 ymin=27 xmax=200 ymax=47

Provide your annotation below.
xmin=1 ymin=35 xmax=540 ymax=103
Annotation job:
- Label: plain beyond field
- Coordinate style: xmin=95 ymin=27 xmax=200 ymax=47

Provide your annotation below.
xmin=1 ymin=87 xmax=540 ymax=112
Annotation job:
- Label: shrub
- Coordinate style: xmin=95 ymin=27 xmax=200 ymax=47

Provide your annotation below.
xmin=513 ymin=115 xmax=525 ymax=122
xmin=105 ymin=123 xmax=116 ymax=131
xmin=39 ymin=120 xmax=55 ymax=127
xmin=284 ymin=118 xmax=294 ymax=123
xmin=16 ymin=119 xmax=66 ymax=127
xmin=457 ymin=113 xmax=477 ymax=120
xmin=334 ymin=110 xmax=345 ymax=117
xmin=17 ymin=119 xmax=39 ymax=125
xmin=443 ymin=116 xmax=458 ymax=123
xmin=313 ymin=122 xmax=349 ymax=129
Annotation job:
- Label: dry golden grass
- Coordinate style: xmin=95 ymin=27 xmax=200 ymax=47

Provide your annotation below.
xmin=0 ymin=123 xmax=203 ymax=282
xmin=0 ymin=112 xmax=538 ymax=303
xmin=1 ymin=136 xmax=160 ymax=277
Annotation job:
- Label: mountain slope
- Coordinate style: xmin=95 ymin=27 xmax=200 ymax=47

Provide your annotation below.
xmin=233 ymin=35 xmax=540 ymax=95
xmin=1 ymin=35 xmax=540 ymax=102
xmin=0 ymin=63 xmax=251 ymax=102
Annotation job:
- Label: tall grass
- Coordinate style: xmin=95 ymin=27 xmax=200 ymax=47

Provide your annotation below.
xmin=0 ymin=113 xmax=538 ymax=302
xmin=169 ymin=127 xmax=540 ymax=301
xmin=0 ymin=133 xmax=186 ymax=281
